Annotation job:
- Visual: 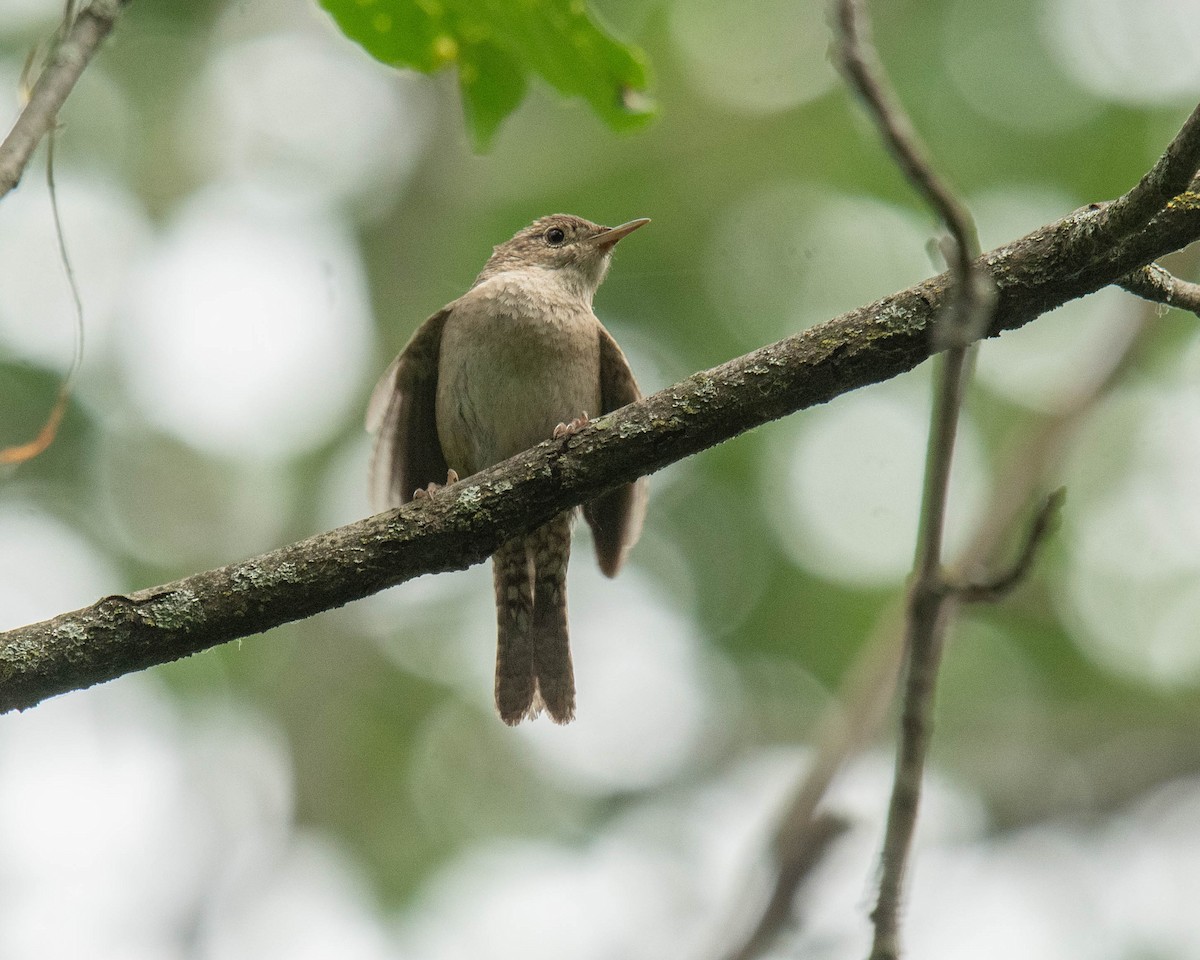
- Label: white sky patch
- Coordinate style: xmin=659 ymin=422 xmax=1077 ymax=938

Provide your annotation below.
xmin=1060 ymin=366 xmax=1200 ymax=686
xmin=1045 ymin=0 xmax=1200 ymax=105
xmin=0 ymin=501 xmax=119 ymax=631
xmin=786 ymin=194 xmax=938 ymax=331
xmin=707 ymin=186 xmax=936 ymax=346
xmin=769 ymin=381 xmax=990 ymax=587
xmin=668 ymin=0 xmax=835 ymax=114
xmin=969 ymin=185 xmax=1134 ymax=412
xmin=0 ymin=0 xmax=53 ymax=32
xmin=0 ymin=173 xmax=152 ymax=371
xmin=380 ymin=554 xmax=719 ymax=793
xmin=396 ymin=751 xmax=987 ymax=960
xmin=197 ymin=834 xmax=398 ymax=960
xmin=941 ymin=0 xmax=1101 ymax=133
xmin=94 ymin=424 xmax=298 ymax=568
xmin=514 ymin=563 xmax=719 ymax=793
xmin=0 ymin=682 xmax=297 ymax=960
xmin=121 ymin=186 xmax=373 ymax=459
xmin=181 ymin=30 xmax=429 ymax=216
xmin=399 ymin=839 xmax=683 ymax=960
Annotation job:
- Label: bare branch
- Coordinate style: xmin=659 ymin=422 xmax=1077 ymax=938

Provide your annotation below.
xmin=959 ymin=489 xmax=1066 ymax=604
xmin=829 ymin=16 xmax=1200 ymax=960
xmin=0 ymin=0 xmax=130 ymax=200
xmin=1096 ymin=103 xmax=1200 ymax=243
xmin=724 ymin=302 xmax=1158 ymax=960
xmin=1118 ymin=263 xmax=1200 ymax=316
xmin=833 ymin=0 xmax=978 ymax=278
xmin=834 ymin=1 xmax=998 ymax=955
xmin=720 ymin=609 xmax=905 ymax=960
xmin=1052 ymin=117 xmax=1200 ymax=283
xmin=2 ymin=182 xmax=1200 ymax=713
xmin=725 ymin=812 xmax=850 ymax=960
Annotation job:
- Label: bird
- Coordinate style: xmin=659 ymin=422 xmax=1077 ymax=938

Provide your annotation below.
xmin=366 ymin=214 xmax=650 ymax=725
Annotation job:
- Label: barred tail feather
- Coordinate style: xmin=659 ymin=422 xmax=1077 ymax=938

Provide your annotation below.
xmin=530 ymin=513 xmax=576 ymax=724
xmin=493 ymin=539 xmax=536 ymax=725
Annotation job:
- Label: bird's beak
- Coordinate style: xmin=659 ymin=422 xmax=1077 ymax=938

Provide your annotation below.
xmin=587 ymin=218 xmax=650 ymax=250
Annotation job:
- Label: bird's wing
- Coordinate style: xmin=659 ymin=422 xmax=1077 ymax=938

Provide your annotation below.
xmin=584 ymin=323 xmax=649 ymax=577
xmin=367 ymin=306 xmax=452 ymax=512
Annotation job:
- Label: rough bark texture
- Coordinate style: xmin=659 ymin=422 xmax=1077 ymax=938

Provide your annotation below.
xmin=2 ymin=194 xmax=1199 ymax=712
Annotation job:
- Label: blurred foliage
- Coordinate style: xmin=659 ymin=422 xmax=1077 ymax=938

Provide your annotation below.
xmin=4 ymin=0 xmax=1200 ymax=952
xmin=318 ymin=0 xmax=654 ymax=147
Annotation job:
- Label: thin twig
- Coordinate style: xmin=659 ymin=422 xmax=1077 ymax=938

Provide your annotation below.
xmin=0 ymin=78 xmax=89 ymax=468
xmin=834 ymin=0 xmax=998 ymax=956
xmin=831 ymin=17 xmax=1200 ymax=956
xmin=0 ymin=0 xmax=130 ymax=200
xmin=833 ymin=0 xmax=973 ymax=267
xmin=1096 ymin=104 xmax=1200 ymax=243
xmin=724 ymin=812 xmax=850 ymax=960
xmin=959 ymin=489 xmax=1065 ymax=604
xmin=723 ymin=304 xmax=1157 ymax=960
xmin=721 ymin=607 xmax=905 ymax=960
xmin=1118 ymin=263 xmax=1200 ymax=315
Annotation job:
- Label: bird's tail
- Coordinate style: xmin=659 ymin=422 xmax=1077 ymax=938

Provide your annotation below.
xmin=493 ymin=538 xmax=535 ymax=725
xmin=491 ymin=514 xmax=576 ymax=725
xmin=530 ymin=513 xmax=575 ymax=724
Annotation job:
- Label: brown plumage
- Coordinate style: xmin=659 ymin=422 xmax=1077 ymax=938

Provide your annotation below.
xmin=367 ymin=214 xmax=649 ymax=724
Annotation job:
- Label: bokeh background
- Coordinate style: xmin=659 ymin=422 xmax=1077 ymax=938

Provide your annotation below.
xmin=4 ymin=0 xmax=1200 ymax=956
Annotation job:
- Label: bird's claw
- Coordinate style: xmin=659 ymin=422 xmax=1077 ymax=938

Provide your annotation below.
xmin=554 ymin=412 xmax=590 ymax=439
xmin=412 ymin=469 xmax=460 ymax=500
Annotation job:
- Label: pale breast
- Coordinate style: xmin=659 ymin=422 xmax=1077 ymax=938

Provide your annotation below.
xmin=435 ymin=272 xmax=603 ymax=475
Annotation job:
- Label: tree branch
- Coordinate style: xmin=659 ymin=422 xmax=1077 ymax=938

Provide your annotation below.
xmin=834 ymin=1 xmax=1001 ymax=956
xmin=1095 ymin=104 xmax=1200 ymax=243
xmin=1118 ymin=263 xmax=1200 ymax=315
xmin=0 ymin=0 xmax=130 ymax=200
xmin=3 ymin=190 xmax=1200 ymax=712
xmin=833 ymin=0 xmax=980 ymax=294
xmin=721 ymin=605 xmax=905 ymax=960
xmin=720 ymin=298 xmax=1159 ymax=960
xmin=725 ymin=811 xmax=850 ymax=960
xmin=958 ymin=489 xmax=1066 ymax=604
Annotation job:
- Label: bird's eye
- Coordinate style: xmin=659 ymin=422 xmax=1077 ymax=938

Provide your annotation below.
xmin=544 ymin=227 xmax=567 ymax=246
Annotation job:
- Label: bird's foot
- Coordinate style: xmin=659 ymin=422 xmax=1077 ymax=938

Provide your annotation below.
xmin=412 ymin=468 xmax=460 ymax=500
xmin=553 ymin=412 xmax=590 ymax=439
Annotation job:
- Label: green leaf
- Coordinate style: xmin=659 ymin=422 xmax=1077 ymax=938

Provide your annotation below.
xmin=319 ymin=0 xmax=656 ymax=149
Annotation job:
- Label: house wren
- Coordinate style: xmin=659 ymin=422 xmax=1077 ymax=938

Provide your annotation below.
xmin=366 ymin=214 xmax=649 ymax=725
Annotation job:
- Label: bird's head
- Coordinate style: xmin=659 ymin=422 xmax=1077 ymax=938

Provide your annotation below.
xmin=475 ymin=214 xmax=649 ymax=297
